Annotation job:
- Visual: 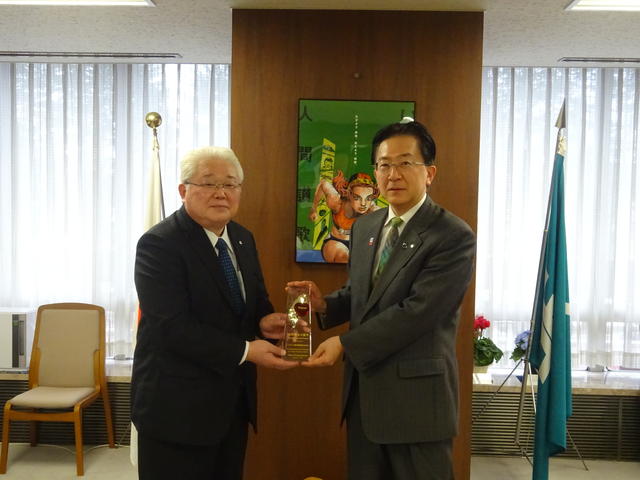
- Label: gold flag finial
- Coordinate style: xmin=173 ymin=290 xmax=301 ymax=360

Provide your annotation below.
xmin=145 ymin=112 xmax=162 ymax=129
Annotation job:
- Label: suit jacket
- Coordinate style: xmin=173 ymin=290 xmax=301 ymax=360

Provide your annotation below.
xmin=321 ymin=196 xmax=476 ymax=444
xmin=131 ymin=206 xmax=273 ymax=446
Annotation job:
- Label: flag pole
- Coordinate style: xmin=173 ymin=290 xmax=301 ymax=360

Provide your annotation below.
xmin=131 ymin=112 xmax=166 ymax=467
xmin=473 ymin=104 xmax=566 ymax=431
xmin=514 ymin=101 xmax=587 ymax=475
xmin=144 ymin=112 xmax=165 ymax=225
xmin=514 ymin=101 xmax=566 ymax=451
xmin=472 ymin=100 xmax=585 ymax=474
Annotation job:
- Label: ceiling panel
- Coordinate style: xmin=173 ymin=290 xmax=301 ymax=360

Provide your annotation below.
xmin=0 ymin=0 xmax=638 ymax=66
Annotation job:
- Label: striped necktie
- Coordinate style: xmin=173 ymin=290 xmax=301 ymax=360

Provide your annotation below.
xmin=216 ymin=238 xmax=245 ymax=316
xmin=373 ymin=216 xmax=403 ymax=285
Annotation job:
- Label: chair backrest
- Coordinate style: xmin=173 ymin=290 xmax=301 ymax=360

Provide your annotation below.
xmin=31 ymin=303 xmax=105 ymax=388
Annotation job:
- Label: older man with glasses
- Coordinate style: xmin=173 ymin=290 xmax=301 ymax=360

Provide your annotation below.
xmin=288 ymin=120 xmax=476 ymax=480
xmin=132 ymin=146 xmax=298 ymax=480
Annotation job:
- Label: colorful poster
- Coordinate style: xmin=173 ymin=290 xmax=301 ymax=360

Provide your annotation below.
xmin=296 ymin=99 xmax=415 ymax=263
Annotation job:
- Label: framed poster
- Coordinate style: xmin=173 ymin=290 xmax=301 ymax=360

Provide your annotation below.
xmin=295 ymin=99 xmax=415 ymax=263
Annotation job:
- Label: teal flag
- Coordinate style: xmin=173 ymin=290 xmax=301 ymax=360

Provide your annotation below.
xmin=529 ymin=101 xmax=572 ymax=480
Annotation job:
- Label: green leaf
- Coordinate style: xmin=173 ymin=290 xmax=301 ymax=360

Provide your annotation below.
xmin=473 ymin=337 xmax=504 ymax=366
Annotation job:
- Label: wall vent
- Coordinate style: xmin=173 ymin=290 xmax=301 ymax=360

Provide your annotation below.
xmin=0 ymin=380 xmax=131 ymax=446
xmin=472 ymin=391 xmax=640 ymax=461
xmin=2 ymin=380 xmax=639 ymax=460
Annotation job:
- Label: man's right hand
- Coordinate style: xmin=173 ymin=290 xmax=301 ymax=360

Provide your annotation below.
xmin=246 ymin=339 xmax=299 ymax=370
xmin=286 ymin=280 xmax=326 ymax=313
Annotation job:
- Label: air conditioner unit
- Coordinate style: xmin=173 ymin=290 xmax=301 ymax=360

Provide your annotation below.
xmin=0 ymin=308 xmax=36 ymax=370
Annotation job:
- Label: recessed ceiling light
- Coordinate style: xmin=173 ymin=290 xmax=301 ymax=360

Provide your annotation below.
xmin=0 ymin=0 xmax=155 ymax=6
xmin=566 ymin=0 xmax=640 ymax=11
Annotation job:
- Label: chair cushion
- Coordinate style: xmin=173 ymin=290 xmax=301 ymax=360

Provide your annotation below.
xmin=10 ymin=386 xmax=97 ymax=409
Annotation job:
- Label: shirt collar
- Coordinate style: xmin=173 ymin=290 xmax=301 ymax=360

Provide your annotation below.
xmin=204 ymin=224 xmax=233 ymax=251
xmin=385 ymin=193 xmax=427 ymax=226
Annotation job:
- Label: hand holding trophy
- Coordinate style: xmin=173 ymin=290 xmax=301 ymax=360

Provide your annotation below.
xmin=283 ymin=284 xmax=312 ymax=360
xmin=284 ymin=281 xmax=343 ymax=367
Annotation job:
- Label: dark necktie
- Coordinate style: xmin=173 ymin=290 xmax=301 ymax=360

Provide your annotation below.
xmin=216 ymin=238 xmax=245 ymax=316
xmin=373 ymin=217 xmax=403 ymax=285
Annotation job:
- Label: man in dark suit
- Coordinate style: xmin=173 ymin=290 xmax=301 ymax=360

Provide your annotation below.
xmin=132 ymin=146 xmax=297 ymax=480
xmin=288 ymin=120 xmax=476 ymax=479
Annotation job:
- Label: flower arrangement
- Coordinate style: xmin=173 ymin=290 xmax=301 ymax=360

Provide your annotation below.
xmin=473 ymin=315 xmax=503 ymax=367
xmin=510 ymin=329 xmax=530 ymax=362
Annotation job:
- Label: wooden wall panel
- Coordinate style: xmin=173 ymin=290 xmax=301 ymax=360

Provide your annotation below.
xmin=231 ymin=10 xmax=482 ymax=480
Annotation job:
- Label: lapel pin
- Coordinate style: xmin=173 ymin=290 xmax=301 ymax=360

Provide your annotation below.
xmin=401 ymin=242 xmax=408 ymax=249
xmin=238 ymin=240 xmax=243 ymax=245
xmin=410 ymin=244 xmax=415 ymax=248
xmin=368 ymin=237 xmax=375 ymax=246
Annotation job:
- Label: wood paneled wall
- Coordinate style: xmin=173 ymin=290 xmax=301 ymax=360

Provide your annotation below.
xmin=231 ymin=10 xmax=483 ymax=480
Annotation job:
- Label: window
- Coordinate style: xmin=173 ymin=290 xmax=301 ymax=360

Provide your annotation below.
xmin=478 ymin=67 xmax=640 ymax=368
xmin=0 ymin=63 xmax=230 ymax=357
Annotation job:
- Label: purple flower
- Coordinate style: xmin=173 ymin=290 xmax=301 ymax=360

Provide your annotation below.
xmin=515 ymin=330 xmax=530 ymax=350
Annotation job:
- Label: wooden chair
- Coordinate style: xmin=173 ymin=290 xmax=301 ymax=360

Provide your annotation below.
xmin=0 ymin=303 xmax=115 ymax=476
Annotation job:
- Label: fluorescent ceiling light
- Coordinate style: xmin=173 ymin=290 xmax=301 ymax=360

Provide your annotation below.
xmin=559 ymin=56 xmax=640 ymax=63
xmin=566 ymin=0 xmax=640 ymax=11
xmin=0 ymin=0 xmax=155 ymax=5
xmin=0 ymin=51 xmax=180 ymax=58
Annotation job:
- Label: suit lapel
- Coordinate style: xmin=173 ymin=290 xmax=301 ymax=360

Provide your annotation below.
xmin=365 ymin=197 xmax=441 ymax=312
xmin=360 ymin=213 xmax=386 ymax=291
xmin=348 ymin=210 xmax=386 ymax=326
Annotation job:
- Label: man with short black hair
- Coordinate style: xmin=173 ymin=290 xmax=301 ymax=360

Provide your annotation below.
xmin=289 ymin=119 xmax=476 ymax=479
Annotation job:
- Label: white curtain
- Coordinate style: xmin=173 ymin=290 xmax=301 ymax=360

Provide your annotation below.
xmin=477 ymin=67 xmax=640 ymax=369
xmin=0 ymin=63 xmax=230 ymax=357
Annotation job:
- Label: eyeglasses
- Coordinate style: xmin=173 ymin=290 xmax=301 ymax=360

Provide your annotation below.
xmin=184 ymin=181 xmax=242 ymax=192
xmin=375 ymin=161 xmax=426 ymax=173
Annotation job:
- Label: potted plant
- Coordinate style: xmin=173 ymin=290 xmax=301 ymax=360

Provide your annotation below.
xmin=510 ymin=329 xmax=530 ymax=362
xmin=510 ymin=329 xmax=538 ymax=383
xmin=473 ymin=315 xmax=503 ymax=372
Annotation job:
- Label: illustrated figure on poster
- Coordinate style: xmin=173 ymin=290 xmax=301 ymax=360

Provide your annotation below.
xmin=309 ymin=171 xmax=380 ymax=263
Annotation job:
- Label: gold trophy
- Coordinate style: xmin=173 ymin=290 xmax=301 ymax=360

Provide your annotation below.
xmin=283 ymin=285 xmax=312 ymax=360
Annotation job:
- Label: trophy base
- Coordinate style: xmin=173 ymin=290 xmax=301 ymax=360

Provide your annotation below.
xmin=283 ymin=332 xmax=311 ymax=361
